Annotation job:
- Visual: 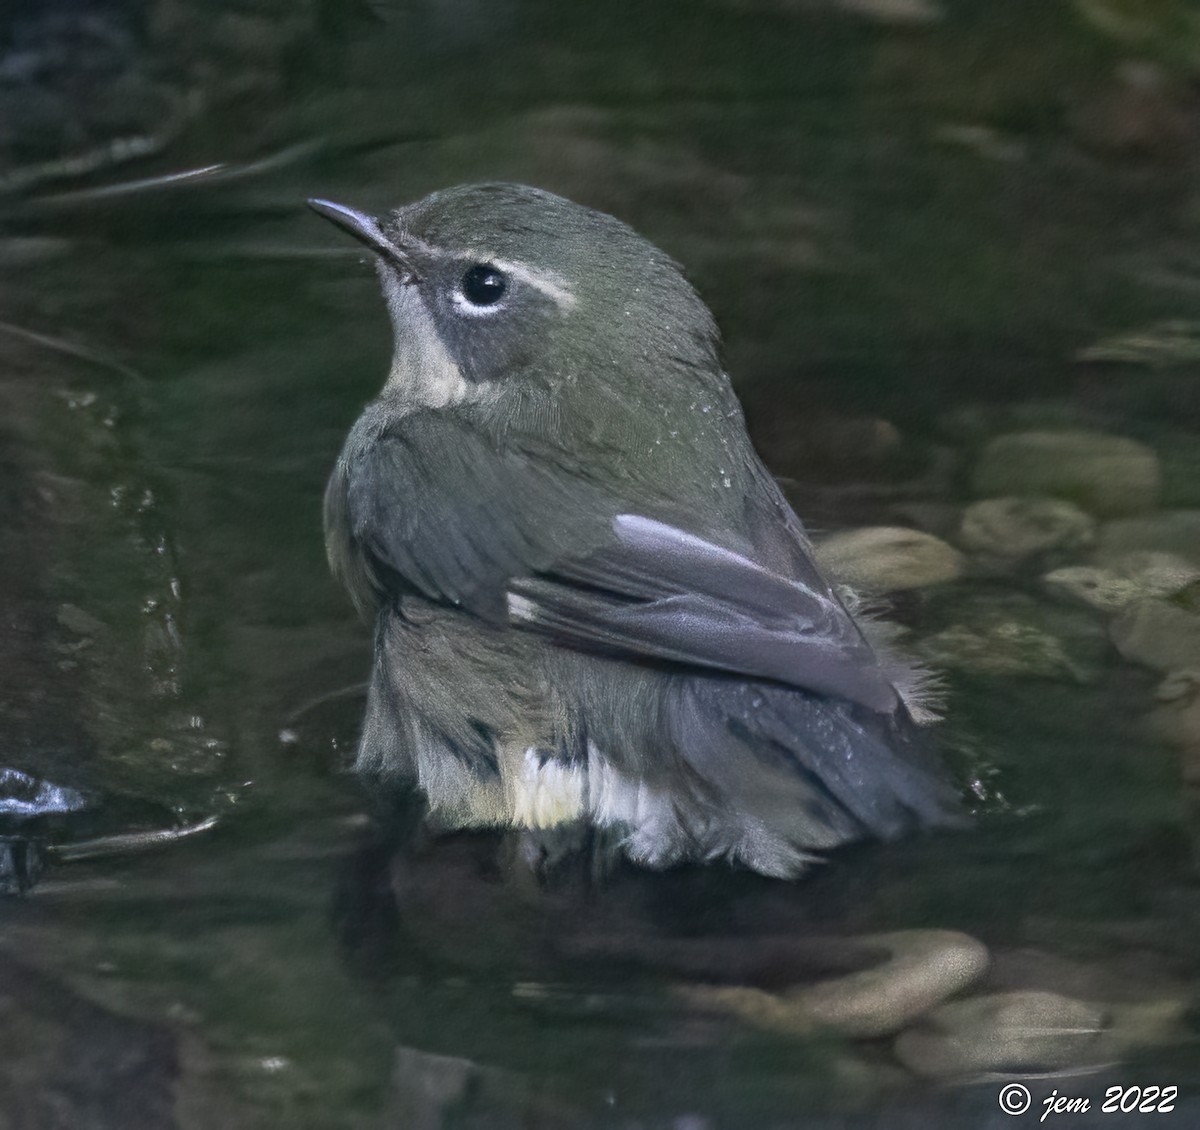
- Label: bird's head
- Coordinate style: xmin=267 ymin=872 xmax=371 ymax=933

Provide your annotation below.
xmin=309 ymin=183 xmax=720 ymax=419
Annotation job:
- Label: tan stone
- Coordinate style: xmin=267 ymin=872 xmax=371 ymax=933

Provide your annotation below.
xmin=814 ymin=527 xmax=964 ymax=592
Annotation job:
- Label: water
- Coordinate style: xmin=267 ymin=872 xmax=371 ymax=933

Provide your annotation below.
xmin=1 ymin=1 xmax=1198 ymax=1125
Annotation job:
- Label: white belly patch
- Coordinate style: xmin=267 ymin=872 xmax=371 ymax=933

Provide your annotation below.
xmin=416 ymin=741 xmax=586 ymax=830
xmin=416 ymin=738 xmax=674 ymax=840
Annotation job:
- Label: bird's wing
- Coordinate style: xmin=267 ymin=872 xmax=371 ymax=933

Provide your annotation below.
xmin=339 ymin=414 xmax=899 ymax=714
xmin=509 ymin=515 xmax=899 ymax=713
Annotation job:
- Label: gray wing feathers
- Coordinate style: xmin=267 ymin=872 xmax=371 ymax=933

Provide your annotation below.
xmin=338 ymin=413 xmax=900 ymax=712
xmin=341 ymin=416 xmax=605 ymax=614
xmin=512 ymin=516 xmax=900 ymax=714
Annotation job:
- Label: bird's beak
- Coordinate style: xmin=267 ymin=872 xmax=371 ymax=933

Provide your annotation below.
xmin=307 ymin=198 xmax=417 ymax=278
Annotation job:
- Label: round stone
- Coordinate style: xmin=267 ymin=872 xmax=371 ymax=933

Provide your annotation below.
xmin=971 ymin=431 xmax=1160 ymax=518
xmin=1043 ymin=552 xmax=1200 ymax=615
xmin=959 ymin=496 xmax=1095 ymax=560
xmin=813 ymin=527 xmax=964 ymax=592
xmin=1110 ymin=600 xmax=1200 ymax=672
xmin=676 ymin=930 xmax=989 ymax=1040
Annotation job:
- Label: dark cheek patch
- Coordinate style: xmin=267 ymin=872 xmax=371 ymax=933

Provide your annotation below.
xmin=433 ymin=296 xmax=548 ymax=385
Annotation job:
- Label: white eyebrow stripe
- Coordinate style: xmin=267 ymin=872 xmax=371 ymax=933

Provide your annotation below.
xmin=391 ymin=233 xmax=577 ymax=309
xmin=487 ymin=257 xmax=577 ymax=309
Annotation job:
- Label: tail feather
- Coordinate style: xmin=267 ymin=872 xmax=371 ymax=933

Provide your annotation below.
xmin=663 ymin=676 xmax=963 ymax=877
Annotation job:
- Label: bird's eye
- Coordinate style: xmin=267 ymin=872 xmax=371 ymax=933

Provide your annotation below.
xmin=460 ymin=264 xmax=508 ymax=307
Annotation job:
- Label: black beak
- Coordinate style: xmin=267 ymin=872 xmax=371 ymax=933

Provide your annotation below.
xmin=307 ymin=198 xmax=416 ymax=277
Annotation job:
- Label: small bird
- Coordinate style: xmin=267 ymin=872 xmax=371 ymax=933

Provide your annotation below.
xmin=310 ymin=183 xmax=959 ymax=879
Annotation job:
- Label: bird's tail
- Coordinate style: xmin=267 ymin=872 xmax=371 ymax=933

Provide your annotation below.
xmin=664 ymin=676 xmax=964 ymax=878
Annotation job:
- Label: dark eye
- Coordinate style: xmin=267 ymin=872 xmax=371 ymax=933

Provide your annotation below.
xmin=460 ymin=264 xmax=507 ymax=306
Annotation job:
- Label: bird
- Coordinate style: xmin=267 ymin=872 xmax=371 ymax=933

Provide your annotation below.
xmin=309 ymin=183 xmax=960 ymax=880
